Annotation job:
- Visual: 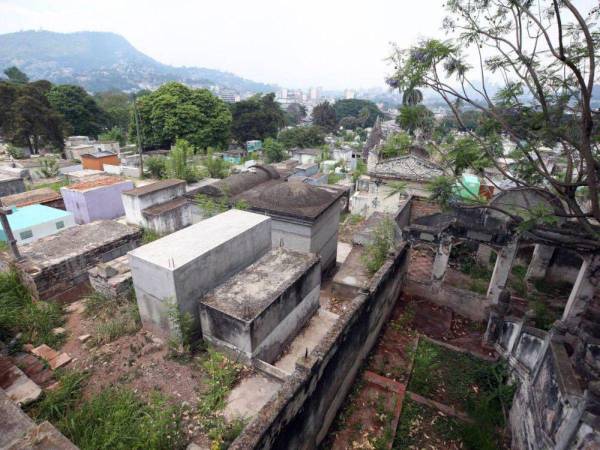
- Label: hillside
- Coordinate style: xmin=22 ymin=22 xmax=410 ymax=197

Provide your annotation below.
xmin=0 ymin=30 xmax=276 ymax=93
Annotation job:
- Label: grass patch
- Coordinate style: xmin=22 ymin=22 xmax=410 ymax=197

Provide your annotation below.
xmin=0 ymin=269 xmax=65 ymax=348
xmin=406 ymin=340 xmax=513 ymax=449
xmin=27 ymin=179 xmax=68 ymax=192
xmin=196 ymin=348 xmax=245 ymax=448
xmin=28 ymin=369 xmax=186 ymax=449
xmin=394 ymin=398 xmax=462 ymax=449
xmin=508 ymin=265 xmax=528 ymax=297
xmin=83 ymin=290 xmax=141 ymax=346
xmin=141 ymin=228 xmax=161 ymax=244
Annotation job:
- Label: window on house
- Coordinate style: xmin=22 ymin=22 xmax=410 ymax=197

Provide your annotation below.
xmin=56 ymin=220 xmax=65 ymax=230
xmin=19 ymin=230 xmax=33 ymax=240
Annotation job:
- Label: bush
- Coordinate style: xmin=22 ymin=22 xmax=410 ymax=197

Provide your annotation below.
xmin=263 ymin=138 xmax=286 ymax=163
xmin=145 ymin=156 xmax=167 ymax=179
xmin=166 ymin=139 xmax=201 ymax=183
xmin=37 ymin=157 xmax=60 ymax=178
xmin=202 ymin=149 xmax=229 ymax=179
xmin=361 ymin=218 xmax=395 ymax=274
xmin=0 ymin=270 xmax=64 ymax=347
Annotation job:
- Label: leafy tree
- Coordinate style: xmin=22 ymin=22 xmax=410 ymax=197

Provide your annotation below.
xmin=278 ymin=126 xmax=325 ymax=149
xmin=397 ymin=104 xmax=434 ymax=137
xmin=3 ymin=66 xmax=29 ymax=84
xmin=94 ymin=91 xmax=131 ymax=132
xmin=285 ymin=103 xmax=307 ymax=126
xmin=166 ymin=139 xmax=200 ymax=183
xmin=312 ymin=102 xmax=337 ymax=132
xmin=203 ymin=149 xmax=230 ymax=179
xmin=380 ymin=132 xmax=412 ymax=158
xmin=388 ymin=0 xmax=600 ymax=251
xmin=230 ymin=93 xmax=285 ymax=143
xmin=0 ymin=81 xmax=65 ymax=155
xmin=133 ymin=82 xmax=232 ymax=150
xmin=263 ymin=138 xmax=286 ymax=163
xmin=47 ymin=85 xmax=107 ymax=137
xmin=98 ymin=126 xmax=125 ymax=146
xmin=333 ymin=99 xmax=383 ymax=128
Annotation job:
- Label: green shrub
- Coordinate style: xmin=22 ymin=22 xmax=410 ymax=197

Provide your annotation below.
xmin=37 ymin=157 xmax=60 ymax=178
xmin=361 ymin=218 xmax=395 ymax=274
xmin=0 ymin=270 xmax=64 ymax=347
xmin=145 ymin=156 xmax=167 ymax=179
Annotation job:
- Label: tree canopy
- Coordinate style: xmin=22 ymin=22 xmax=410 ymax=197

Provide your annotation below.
xmin=263 ymin=137 xmax=287 ymax=163
xmin=388 ymin=0 xmax=600 ymax=251
xmin=278 ymin=126 xmax=326 ymax=149
xmin=132 ymin=82 xmax=232 ymax=150
xmin=230 ymin=93 xmax=285 ymax=143
xmin=0 ymin=81 xmax=65 ymax=155
xmin=285 ymin=103 xmax=307 ymax=126
xmin=47 ymin=84 xmax=107 ymax=137
xmin=94 ymin=91 xmax=132 ymax=133
xmin=333 ymin=99 xmax=383 ymax=128
xmin=396 ymin=104 xmax=434 ymax=137
xmin=312 ymin=101 xmax=337 ymax=132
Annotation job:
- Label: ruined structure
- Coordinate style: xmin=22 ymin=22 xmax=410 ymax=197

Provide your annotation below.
xmin=88 ymin=255 xmax=132 ymax=299
xmin=14 ymin=220 xmax=141 ymax=300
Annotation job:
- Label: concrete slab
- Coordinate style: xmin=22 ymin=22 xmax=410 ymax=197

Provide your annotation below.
xmin=336 ymin=241 xmax=352 ymax=264
xmin=223 ymin=373 xmax=281 ymax=421
xmin=274 ymin=308 xmax=339 ymax=374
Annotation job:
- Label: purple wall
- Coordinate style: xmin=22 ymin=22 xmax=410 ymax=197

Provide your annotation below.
xmin=61 ymin=180 xmax=134 ymax=224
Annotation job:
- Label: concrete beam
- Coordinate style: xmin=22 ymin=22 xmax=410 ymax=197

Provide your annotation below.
xmin=562 ymin=255 xmax=600 ymax=321
xmin=487 ymin=238 xmax=519 ymax=304
xmin=525 ymin=244 xmax=554 ymax=281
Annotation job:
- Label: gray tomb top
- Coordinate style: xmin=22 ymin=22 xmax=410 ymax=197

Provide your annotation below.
xmin=201 ymin=247 xmax=319 ymax=321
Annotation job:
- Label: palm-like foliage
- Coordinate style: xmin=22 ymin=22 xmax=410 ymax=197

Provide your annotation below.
xmin=402 ymin=88 xmax=423 ymax=106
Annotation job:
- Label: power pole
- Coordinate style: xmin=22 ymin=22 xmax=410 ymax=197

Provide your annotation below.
xmin=133 ymin=97 xmax=144 ymax=178
xmin=0 ymin=208 xmax=21 ymax=260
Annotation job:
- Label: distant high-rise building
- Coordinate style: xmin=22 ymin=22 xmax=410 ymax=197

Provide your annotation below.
xmin=217 ymin=88 xmax=240 ymax=103
xmin=344 ymin=89 xmax=355 ymax=100
xmin=308 ymin=86 xmax=322 ymax=102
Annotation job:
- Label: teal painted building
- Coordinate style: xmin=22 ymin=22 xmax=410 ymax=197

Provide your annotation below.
xmin=0 ymin=204 xmax=76 ymax=244
xmin=246 ymin=140 xmax=262 ymax=153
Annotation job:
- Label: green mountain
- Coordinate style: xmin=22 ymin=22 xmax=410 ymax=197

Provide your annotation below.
xmin=0 ymin=30 xmax=276 ymax=93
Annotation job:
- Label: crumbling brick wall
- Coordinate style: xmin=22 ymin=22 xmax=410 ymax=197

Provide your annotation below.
xmin=18 ymin=230 xmax=141 ymax=301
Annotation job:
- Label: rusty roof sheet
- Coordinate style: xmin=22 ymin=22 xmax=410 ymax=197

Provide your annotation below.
xmin=64 ymin=176 xmax=129 ymax=192
xmin=1 ymin=188 xmax=61 ymax=208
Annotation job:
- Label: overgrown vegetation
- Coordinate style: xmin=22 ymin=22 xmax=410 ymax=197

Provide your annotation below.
xmin=196 ymin=349 xmax=245 ymax=449
xmin=37 ymin=156 xmax=60 ymax=178
xmin=361 ymin=217 xmax=395 ymax=274
xmin=28 ymin=369 xmax=186 ymax=450
xmin=141 ymin=228 xmax=160 ymax=244
xmin=83 ymin=289 xmax=141 ymax=346
xmin=28 ymin=179 xmax=68 ymax=192
xmin=407 ymin=339 xmax=514 ymax=449
xmin=0 ymin=269 xmax=65 ymax=348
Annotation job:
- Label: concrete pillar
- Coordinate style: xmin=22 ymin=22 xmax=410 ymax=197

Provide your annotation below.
xmin=487 ymin=238 xmax=519 ymax=304
xmin=476 ymin=244 xmax=493 ymax=266
xmin=525 ymin=244 xmax=554 ymax=281
xmin=431 ymin=238 xmax=452 ymax=288
xmin=562 ymin=255 xmax=600 ymax=321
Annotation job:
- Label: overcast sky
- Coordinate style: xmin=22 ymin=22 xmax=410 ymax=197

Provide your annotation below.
xmin=0 ymin=0 xmax=596 ymax=91
xmin=0 ymin=0 xmax=452 ymax=90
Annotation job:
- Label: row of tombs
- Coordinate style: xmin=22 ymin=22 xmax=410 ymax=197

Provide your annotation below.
xmin=129 ymin=208 xmax=327 ymax=366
